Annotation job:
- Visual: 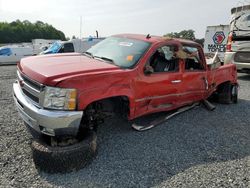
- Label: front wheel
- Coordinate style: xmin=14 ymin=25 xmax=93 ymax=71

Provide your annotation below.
xmin=31 ymin=131 xmax=97 ymax=173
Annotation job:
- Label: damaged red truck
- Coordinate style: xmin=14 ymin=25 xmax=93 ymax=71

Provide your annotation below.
xmin=13 ymin=34 xmax=238 ymax=173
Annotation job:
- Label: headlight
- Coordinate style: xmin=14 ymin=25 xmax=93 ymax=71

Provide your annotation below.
xmin=43 ymin=86 xmax=77 ymax=110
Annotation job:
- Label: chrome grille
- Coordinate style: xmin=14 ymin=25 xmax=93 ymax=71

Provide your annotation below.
xmin=17 ymin=70 xmax=43 ymax=107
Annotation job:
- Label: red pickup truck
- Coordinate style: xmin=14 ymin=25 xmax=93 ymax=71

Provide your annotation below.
xmin=13 ymin=34 xmax=238 ymax=173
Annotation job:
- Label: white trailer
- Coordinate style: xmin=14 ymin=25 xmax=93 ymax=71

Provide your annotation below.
xmin=204 ymin=25 xmax=230 ymax=62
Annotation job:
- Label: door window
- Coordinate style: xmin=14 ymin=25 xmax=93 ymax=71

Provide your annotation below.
xmin=148 ymin=45 xmax=179 ymax=73
xmin=178 ymin=46 xmax=204 ymax=71
xmin=62 ymin=43 xmax=75 ymax=53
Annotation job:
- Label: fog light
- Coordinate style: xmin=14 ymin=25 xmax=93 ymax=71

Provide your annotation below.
xmin=40 ymin=126 xmax=55 ymax=136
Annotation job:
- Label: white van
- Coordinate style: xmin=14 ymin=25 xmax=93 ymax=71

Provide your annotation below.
xmin=224 ymin=5 xmax=250 ymax=73
xmin=0 ymin=46 xmax=33 ymax=65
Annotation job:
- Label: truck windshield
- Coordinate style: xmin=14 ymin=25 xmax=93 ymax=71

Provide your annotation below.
xmin=0 ymin=48 xmax=12 ymax=56
xmin=86 ymin=37 xmax=151 ymax=68
xmin=43 ymin=41 xmax=62 ymax=54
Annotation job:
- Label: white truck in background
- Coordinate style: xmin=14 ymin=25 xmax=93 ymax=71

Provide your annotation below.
xmin=204 ymin=25 xmax=230 ymax=62
xmin=40 ymin=38 xmax=105 ymax=55
xmin=32 ymin=39 xmax=58 ymax=55
xmin=224 ymin=4 xmax=250 ymax=73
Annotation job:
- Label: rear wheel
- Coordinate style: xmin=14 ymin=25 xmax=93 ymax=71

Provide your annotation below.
xmin=217 ymin=82 xmax=238 ymax=104
xmin=231 ymin=85 xmax=238 ymax=103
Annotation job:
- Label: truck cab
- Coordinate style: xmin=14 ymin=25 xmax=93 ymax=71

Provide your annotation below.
xmin=41 ymin=38 xmax=104 ymax=55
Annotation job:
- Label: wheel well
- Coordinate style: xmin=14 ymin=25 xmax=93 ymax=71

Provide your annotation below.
xmin=217 ymin=81 xmax=231 ymax=91
xmin=90 ymin=96 xmax=130 ymax=118
xmin=209 ymin=81 xmax=235 ymax=103
xmin=78 ymin=96 xmax=130 ymax=132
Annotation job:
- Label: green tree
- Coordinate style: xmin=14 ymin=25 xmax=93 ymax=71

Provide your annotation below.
xmin=164 ymin=29 xmax=195 ymax=40
xmin=194 ymin=38 xmax=205 ymax=47
xmin=0 ymin=20 xmax=66 ymax=43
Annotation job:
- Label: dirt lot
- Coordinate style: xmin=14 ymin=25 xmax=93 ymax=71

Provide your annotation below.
xmin=0 ymin=65 xmax=250 ymax=188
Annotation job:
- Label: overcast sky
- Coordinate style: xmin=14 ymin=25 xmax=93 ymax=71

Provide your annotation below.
xmin=0 ymin=0 xmax=248 ymax=39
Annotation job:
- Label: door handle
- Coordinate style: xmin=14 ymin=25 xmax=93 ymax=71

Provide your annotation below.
xmin=171 ymin=80 xmax=182 ymax=83
xmin=202 ymin=77 xmax=208 ymax=90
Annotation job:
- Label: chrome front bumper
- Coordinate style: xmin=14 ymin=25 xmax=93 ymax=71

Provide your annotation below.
xmin=13 ymin=82 xmax=83 ymax=136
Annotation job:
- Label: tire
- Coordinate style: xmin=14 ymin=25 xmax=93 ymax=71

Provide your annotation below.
xmin=231 ymin=85 xmax=238 ymax=103
xmin=217 ymin=82 xmax=238 ymax=104
xmin=31 ymin=131 xmax=97 ymax=173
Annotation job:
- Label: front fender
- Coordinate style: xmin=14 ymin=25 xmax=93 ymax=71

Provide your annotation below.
xmin=78 ymin=85 xmax=136 ymax=118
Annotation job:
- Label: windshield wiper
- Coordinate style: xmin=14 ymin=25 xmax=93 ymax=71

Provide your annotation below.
xmin=94 ymin=56 xmax=115 ymax=64
xmin=83 ymin=51 xmax=94 ymax=58
xmin=98 ymin=56 xmax=114 ymax=62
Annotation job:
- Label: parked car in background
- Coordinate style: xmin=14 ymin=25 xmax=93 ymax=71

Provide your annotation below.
xmin=40 ymin=38 xmax=105 ymax=55
xmin=0 ymin=46 xmax=33 ymax=65
xmin=204 ymin=25 xmax=229 ymax=62
xmin=224 ymin=4 xmax=250 ymax=73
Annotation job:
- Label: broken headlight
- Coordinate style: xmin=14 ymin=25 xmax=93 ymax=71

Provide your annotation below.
xmin=43 ymin=86 xmax=77 ymax=110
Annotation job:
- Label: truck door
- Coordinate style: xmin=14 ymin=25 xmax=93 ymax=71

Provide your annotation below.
xmin=178 ymin=45 xmax=207 ymax=105
xmin=135 ymin=44 xmax=182 ymax=117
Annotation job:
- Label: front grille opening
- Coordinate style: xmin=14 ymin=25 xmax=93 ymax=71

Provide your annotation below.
xmin=22 ymin=89 xmax=39 ymax=103
xmin=22 ymin=76 xmax=41 ymax=91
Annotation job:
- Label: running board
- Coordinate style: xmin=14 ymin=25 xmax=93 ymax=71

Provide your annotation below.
xmin=132 ymin=103 xmax=200 ymax=131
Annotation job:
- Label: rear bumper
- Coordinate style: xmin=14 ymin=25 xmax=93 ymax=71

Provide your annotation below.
xmin=13 ymin=82 xmax=83 ymax=137
xmin=225 ymin=51 xmax=250 ymax=73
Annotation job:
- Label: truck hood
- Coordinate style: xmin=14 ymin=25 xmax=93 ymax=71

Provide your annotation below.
xmin=18 ymin=53 xmax=120 ymax=86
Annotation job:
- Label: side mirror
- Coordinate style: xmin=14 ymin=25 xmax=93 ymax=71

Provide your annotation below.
xmin=144 ymin=65 xmax=154 ymax=75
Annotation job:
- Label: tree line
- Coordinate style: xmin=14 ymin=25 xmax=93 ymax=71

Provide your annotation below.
xmin=164 ymin=29 xmax=205 ymax=47
xmin=0 ymin=20 xmax=66 ymax=43
xmin=0 ymin=21 xmax=204 ymax=46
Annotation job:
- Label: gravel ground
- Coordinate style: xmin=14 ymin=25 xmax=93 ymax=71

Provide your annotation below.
xmin=0 ymin=65 xmax=250 ymax=188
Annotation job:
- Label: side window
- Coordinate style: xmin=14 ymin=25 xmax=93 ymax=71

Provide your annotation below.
xmin=63 ymin=43 xmax=75 ymax=53
xmin=148 ymin=45 xmax=179 ymax=73
xmin=179 ymin=46 xmax=204 ymax=71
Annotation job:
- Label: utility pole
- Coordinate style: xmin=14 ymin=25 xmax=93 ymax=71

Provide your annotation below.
xmin=80 ymin=16 xmax=82 ymax=39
